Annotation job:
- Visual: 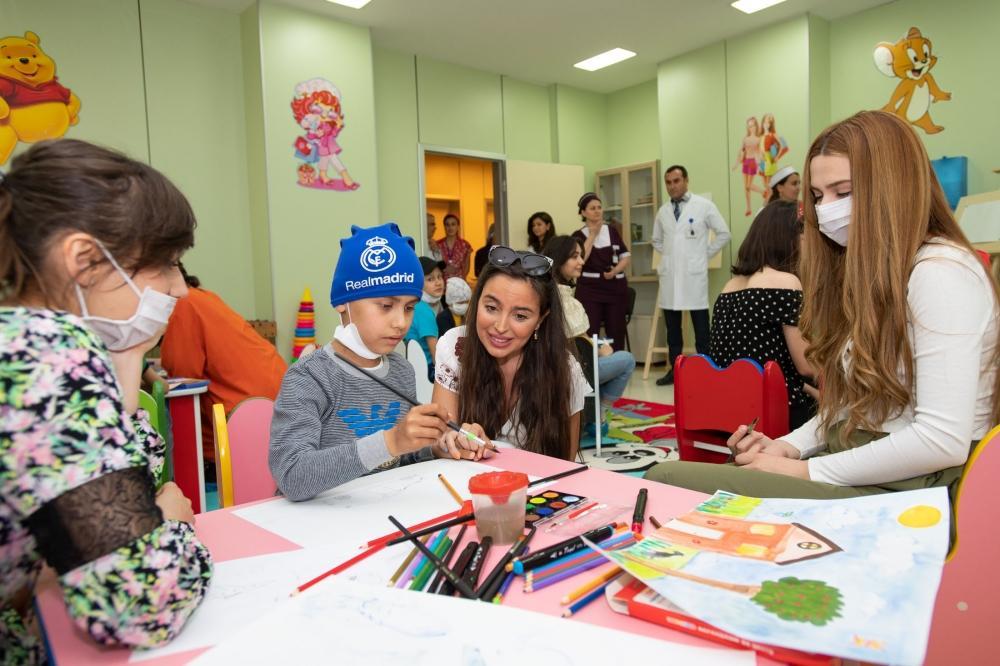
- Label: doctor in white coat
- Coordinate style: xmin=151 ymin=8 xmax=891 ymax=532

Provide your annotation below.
xmin=651 ymin=165 xmax=731 ymax=385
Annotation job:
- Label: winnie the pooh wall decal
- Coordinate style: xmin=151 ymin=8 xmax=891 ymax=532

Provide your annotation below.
xmin=0 ymin=31 xmax=81 ymax=164
xmin=291 ymin=78 xmax=359 ymax=191
xmin=873 ymin=27 xmax=951 ymax=134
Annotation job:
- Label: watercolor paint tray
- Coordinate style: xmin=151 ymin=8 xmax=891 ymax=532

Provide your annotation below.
xmin=525 ymin=490 xmax=587 ymax=527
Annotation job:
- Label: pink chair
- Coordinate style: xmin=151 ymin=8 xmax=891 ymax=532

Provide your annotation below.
xmin=212 ymin=398 xmax=277 ymax=508
xmin=674 ymin=354 xmax=790 ymax=463
xmin=925 ymin=423 xmax=1000 ymax=664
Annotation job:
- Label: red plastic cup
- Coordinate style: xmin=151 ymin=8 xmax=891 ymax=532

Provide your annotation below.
xmin=468 ymin=471 xmax=529 ymax=545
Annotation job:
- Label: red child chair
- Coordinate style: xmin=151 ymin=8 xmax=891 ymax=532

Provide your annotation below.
xmin=674 ymin=354 xmax=789 ymax=463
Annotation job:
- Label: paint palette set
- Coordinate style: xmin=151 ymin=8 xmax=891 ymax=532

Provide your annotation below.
xmin=524 ymin=490 xmax=587 ymax=526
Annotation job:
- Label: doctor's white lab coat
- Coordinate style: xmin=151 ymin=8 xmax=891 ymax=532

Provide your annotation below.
xmin=651 ymin=193 xmax=731 ymax=310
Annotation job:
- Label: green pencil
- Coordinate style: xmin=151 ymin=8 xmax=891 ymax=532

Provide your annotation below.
xmin=410 ymin=536 xmax=453 ymax=591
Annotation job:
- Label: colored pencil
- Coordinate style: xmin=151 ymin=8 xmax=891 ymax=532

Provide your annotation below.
xmin=510 ymin=523 xmax=619 ymax=574
xmin=529 ymin=531 xmax=634 ymax=579
xmin=437 ymin=473 xmax=464 ymax=506
xmin=477 ymin=527 xmax=536 ymax=600
xmin=408 ymin=529 xmax=449 ymax=590
xmin=561 ymin=565 xmax=624 ymax=605
xmin=631 ymin=488 xmax=649 ymax=534
xmin=396 ymin=534 xmax=434 ymax=589
xmin=335 ymin=351 xmax=495 ymax=450
xmin=367 ymin=505 xmax=468 ymax=548
xmin=428 ymin=524 xmax=468 ymax=594
xmin=461 ymin=536 xmax=492 ymax=589
xmin=387 ymin=542 xmax=422 ymax=587
xmin=387 ymin=516 xmax=477 ymax=599
xmin=526 ymin=464 xmax=588 ymax=489
xmin=526 ymin=538 xmax=636 ymax=592
xmin=492 ymin=571 xmax=516 ymax=604
xmin=292 ymin=541 xmax=386 ymax=595
xmin=386 ymin=512 xmax=475 ymax=546
xmin=561 ymin=571 xmax=624 ymax=617
xmin=439 ymin=541 xmax=478 ymax=596
xmin=411 ymin=536 xmax=453 ymax=591
xmin=649 ymin=515 xmax=662 ymax=530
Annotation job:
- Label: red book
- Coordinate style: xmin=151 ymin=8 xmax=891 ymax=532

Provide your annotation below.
xmin=608 ymin=577 xmax=833 ymax=666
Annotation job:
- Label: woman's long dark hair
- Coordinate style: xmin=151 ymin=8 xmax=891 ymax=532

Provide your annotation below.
xmin=458 ymin=261 xmax=574 ymax=459
xmin=527 ymin=211 xmax=555 ymax=253
xmin=731 ymin=200 xmax=802 ymax=276
xmin=542 ymin=235 xmax=583 ymax=286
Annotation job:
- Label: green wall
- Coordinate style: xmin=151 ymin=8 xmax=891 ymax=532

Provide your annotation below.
xmin=373 ymin=48 xmax=421 ymax=247
xmin=141 ymin=0 xmax=255 ymax=318
xmin=725 ymin=16 xmax=811 ymax=250
xmin=808 ymin=14 xmax=832 ymax=139
xmin=829 ymin=0 xmax=1000 ymax=196
xmin=502 ymin=77 xmax=553 ymax=163
xmin=416 ymin=57 xmax=504 ymax=154
xmin=0 ymin=0 xmax=257 ymax=318
xmin=658 ymin=42 xmax=732 ymax=293
xmin=553 ymin=85 xmax=608 ymax=190
xmin=607 ymin=79 xmax=659 ymax=169
xmin=255 ymin=1 xmax=381 ymax=356
xmin=0 ymin=0 xmax=148 ymax=161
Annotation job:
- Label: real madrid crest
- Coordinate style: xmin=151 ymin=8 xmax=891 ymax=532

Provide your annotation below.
xmin=359 ymin=236 xmax=396 ymax=273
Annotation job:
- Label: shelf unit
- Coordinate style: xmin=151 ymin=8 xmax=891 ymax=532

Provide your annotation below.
xmin=594 ymin=160 xmax=660 ymax=283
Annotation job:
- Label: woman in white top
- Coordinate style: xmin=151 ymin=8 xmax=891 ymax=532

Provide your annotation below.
xmin=434 ymin=246 xmax=591 ymax=461
xmin=544 ymin=235 xmax=636 ymax=409
xmin=645 ymin=110 xmax=1000 ymax=506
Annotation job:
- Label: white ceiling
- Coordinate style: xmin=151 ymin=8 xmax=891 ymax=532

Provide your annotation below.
xmin=194 ymin=0 xmax=894 ymax=93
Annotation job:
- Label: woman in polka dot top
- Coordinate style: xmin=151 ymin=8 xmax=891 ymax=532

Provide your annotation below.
xmin=708 ymin=200 xmax=817 ymax=429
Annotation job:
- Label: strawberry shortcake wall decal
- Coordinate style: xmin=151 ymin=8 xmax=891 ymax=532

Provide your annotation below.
xmin=291 ymin=78 xmax=359 ymax=191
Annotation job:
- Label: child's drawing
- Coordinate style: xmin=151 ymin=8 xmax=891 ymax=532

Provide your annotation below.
xmin=596 ymin=488 xmax=950 ymax=666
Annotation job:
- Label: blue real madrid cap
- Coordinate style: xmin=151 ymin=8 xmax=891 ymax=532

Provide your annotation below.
xmin=330 ymin=223 xmax=423 ymax=307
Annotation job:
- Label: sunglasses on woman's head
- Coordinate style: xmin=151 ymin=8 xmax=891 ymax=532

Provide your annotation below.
xmin=488 ymin=245 xmax=553 ymax=277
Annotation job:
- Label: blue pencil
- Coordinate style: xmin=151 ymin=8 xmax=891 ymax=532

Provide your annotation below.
xmin=530 ymin=531 xmax=634 ymax=578
xmin=560 ymin=572 xmax=623 ymax=617
xmin=492 ymin=571 xmax=516 ymax=604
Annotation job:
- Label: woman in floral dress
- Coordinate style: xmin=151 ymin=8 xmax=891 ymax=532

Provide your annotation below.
xmin=0 ymin=140 xmax=212 ymax=662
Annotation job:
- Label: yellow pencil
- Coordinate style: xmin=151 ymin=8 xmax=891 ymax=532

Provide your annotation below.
xmin=387 ymin=534 xmax=430 ymax=586
xmin=560 ymin=565 xmax=623 ymax=605
xmin=437 ymin=473 xmax=464 ymax=506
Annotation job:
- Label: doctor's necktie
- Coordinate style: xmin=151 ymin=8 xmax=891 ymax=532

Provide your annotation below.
xmin=672 ymin=199 xmax=682 ymax=221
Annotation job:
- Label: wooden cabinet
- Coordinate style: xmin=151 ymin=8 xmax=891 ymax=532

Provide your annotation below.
xmin=594 ymin=160 xmax=660 ymax=282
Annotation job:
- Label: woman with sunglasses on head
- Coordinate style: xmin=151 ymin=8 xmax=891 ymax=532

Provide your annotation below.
xmin=543 ymin=235 xmax=636 ymax=411
xmin=645 ymin=111 xmax=999 ymax=517
xmin=0 ymin=140 xmax=211 ymax=660
xmin=432 ymin=246 xmax=592 ymax=461
xmin=573 ymin=193 xmax=631 ymax=352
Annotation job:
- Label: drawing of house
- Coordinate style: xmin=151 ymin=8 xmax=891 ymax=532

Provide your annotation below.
xmin=656 ymin=511 xmax=841 ymax=565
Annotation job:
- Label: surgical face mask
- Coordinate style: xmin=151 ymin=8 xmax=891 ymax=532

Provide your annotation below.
xmin=74 ymin=243 xmax=177 ymax=352
xmin=333 ymin=303 xmax=380 ymax=360
xmin=450 ymin=300 xmax=469 ymax=316
xmin=816 ymin=195 xmax=852 ymax=246
xmin=421 ymin=290 xmax=441 ymax=305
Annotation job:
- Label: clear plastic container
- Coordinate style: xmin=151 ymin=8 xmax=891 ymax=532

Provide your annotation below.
xmin=468 ymin=471 xmax=529 ymax=545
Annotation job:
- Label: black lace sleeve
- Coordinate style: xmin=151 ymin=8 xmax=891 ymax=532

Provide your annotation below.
xmin=24 ymin=467 xmax=162 ymax=575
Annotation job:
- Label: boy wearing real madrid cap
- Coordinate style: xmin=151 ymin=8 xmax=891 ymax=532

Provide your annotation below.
xmin=269 ymin=223 xmax=475 ymax=501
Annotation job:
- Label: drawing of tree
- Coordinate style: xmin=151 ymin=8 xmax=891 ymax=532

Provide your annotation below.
xmin=618 ymin=553 xmax=844 ymax=626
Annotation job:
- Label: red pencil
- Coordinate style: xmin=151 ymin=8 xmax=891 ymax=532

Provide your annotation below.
xmin=567 ymin=501 xmax=599 ymax=520
xmin=366 ymin=502 xmax=472 ymax=548
xmin=293 ymin=542 xmax=386 ymax=595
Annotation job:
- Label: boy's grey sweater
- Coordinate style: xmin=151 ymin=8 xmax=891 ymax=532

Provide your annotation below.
xmin=268 ymin=344 xmax=434 ymax=501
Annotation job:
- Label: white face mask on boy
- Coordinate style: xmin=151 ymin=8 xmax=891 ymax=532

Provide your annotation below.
xmin=333 ymin=303 xmax=380 ymax=360
xmin=815 ymin=195 xmax=852 ymax=247
xmin=74 ymin=242 xmax=177 ymax=352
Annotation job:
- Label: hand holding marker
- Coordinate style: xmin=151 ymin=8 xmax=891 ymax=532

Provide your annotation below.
xmin=727 ymin=415 xmax=759 ymax=464
xmin=334 ymin=351 xmax=496 ymax=455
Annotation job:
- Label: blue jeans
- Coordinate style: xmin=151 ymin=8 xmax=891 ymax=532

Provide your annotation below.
xmin=597 ymin=350 xmax=636 ymax=403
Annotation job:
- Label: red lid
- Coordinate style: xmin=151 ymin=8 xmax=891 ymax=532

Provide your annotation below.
xmin=468 ymin=471 xmax=529 ymax=504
